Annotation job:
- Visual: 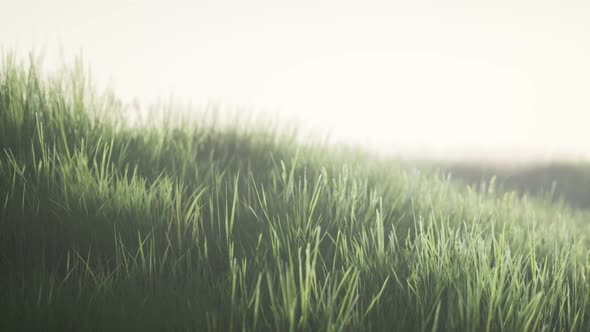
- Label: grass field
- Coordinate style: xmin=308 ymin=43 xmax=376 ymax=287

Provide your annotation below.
xmin=2 ymin=54 xmax=590 ymax=331
xmin=438 ymin=163 xmax=590 ymax=211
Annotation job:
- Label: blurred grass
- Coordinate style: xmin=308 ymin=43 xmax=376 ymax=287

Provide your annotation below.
xmin=439 ymin=162 xmax=590 ymax=210
xmin=2 ymin=52 xmax=590 ymax=331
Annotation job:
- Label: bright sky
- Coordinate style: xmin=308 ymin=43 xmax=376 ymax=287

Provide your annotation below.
xmin=2 ymin=0 xmax=590 ymax=162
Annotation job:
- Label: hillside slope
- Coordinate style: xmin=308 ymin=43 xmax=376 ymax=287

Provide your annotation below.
xmin=1 ymin=57 xmax=590 ymax=331
xmin=441 ymin=163 xmax=590 ymax=210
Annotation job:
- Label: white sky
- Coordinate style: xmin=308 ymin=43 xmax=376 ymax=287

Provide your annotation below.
xmin=2 ymin=0 xmax=590 ymax=162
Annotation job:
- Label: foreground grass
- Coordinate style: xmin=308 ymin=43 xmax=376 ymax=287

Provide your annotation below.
xmin=1 ymin=55 xmax=590 ymax=331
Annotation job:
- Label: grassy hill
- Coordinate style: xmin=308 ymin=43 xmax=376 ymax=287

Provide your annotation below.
xmin=2 ymin=56 xmax=590 ymax=331
xmin=439 ymin=163 xmax=590 ymax=211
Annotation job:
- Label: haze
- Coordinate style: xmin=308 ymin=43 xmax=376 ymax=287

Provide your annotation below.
xmin=2 ymin=0 xmax=589 ymax=163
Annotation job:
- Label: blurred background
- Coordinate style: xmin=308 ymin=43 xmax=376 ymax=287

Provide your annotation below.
xmin=2 ymin=0 xmax=590 ymax=206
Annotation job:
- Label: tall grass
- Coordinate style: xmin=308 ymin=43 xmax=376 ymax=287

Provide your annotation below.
xmin=1 ymin=53 xmax=590 ymax=331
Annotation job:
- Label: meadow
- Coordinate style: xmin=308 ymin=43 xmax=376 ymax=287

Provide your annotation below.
xmin=439 ymin=163 xmax=590 ymax=211
xmin=1 ymin=54 xmax=590 ymax=331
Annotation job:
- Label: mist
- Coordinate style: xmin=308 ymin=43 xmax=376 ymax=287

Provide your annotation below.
xmin=2 ymin=0 xmax=589 ymax=163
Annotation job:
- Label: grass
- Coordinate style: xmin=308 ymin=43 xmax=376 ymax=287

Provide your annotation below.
xmin=1 ymin=53 xmax=590 ymax=331
xmin=438 ymin=162 xmax=590 ymax=210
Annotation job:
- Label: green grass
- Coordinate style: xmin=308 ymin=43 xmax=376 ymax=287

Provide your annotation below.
xmin=437 ymin=162 xmax=590 ymax=210
xmin=2 ymin=53 xmax=590 ymax=331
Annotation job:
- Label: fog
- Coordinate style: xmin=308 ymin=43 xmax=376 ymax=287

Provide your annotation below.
xmin=2 ymin=0 xmax=590 ymax=163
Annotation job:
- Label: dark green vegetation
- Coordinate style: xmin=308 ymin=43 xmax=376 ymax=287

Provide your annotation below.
xmin=440 ymin=163 xmax=590 ymax=211
xmin=2 ymin=55 xmax=590 ymax=331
